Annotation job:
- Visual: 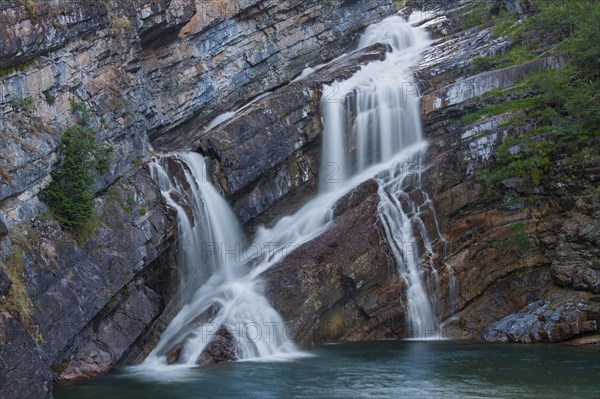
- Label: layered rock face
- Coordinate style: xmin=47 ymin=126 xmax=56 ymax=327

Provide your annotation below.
xmin=0 ymin=0 xmax=395 ymax=227
xmin=0 ymin=169 xmax=178 ymax=388
xmin=412 ymin=0 xmax=600 ymax=342
xmin=262 ymin=0 xmax=599 ymax=347
xmin=264 ymin=179 xmax=406 ymax=347
xmin=0 ymin=0 xmax=397 ymax=397
xmin=1 ymin=0 xmax=598 ymax=397
xmin=186 ymin=43 xmax=390 ymax=225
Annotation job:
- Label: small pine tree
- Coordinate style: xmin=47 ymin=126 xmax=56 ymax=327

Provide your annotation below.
xmin=43 ymin=125 xmax=111 ymax=232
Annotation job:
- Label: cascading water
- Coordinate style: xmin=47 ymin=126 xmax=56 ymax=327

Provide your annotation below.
xmin=138 ymin=13 xmax=443 ymax=376
xmin=142 ymin=153 xmax=300 ymax=373
xmin=320 ymin=14 xmax=444 ymax=337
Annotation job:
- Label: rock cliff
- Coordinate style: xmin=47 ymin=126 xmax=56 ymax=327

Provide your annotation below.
xmin=1 ymin=0 xmax=599 ymax=398
xmin=0 ymin=0 xmax=396 ymax=397
xmin=262 ymin=0 xmax=600 ymax=346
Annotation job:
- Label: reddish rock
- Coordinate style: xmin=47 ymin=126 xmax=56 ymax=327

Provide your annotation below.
xmin=196 ymin=326 xmax=238 ymax=367
xmin=264 ymin=183 xmax=406 ymax=347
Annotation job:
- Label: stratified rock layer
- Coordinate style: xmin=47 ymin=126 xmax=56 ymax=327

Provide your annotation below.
xmin=0 ymin=1 xmax=397 ymax=397
xmin=264 ymin=179 xmax=406 ymax=346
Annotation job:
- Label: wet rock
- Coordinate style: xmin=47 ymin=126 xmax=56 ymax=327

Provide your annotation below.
xmin=264 ymin=183 xmax=404 ymax=347
xmin=332 ymin=179 xmax=379 ymax=218
xmin=0 ymin=312 xmax=52 ymax=399
xmin=189 ymin=44 xmax=389 ymax=224
xmin=196 ymin=326 xmax=238 ymax=367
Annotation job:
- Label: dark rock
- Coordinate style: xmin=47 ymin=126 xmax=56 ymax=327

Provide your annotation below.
xmin=0 ymin=0 xmax=396 ymax=226
xmin=188 ymin=44 xmax=389 ymax=224
xmin=26 ymin=168 xmax=177 ymax=370
xmin=0 ymin=268 xmax=10 ymax=297
xmin=196 ymin=326 xmax=238 ymax=367
xmin=492 ymin=0 xmax=538 ymax=16
xmin=0 ymin=312 xmax=52 ymax=399
xmin=264 ymin=183 xmax=404 ymax=347
xmin=482 ymin=299 xmax=599 ymax=343
xmin=0 ymin=217 xmax=8 ymax=238
xmin=332 ymin=179 xmax=379 ymax=218
xmin=0 ymin=0 xmax=108 ymax=69
xmin=56 ymin=286 xmax=162 ymax=382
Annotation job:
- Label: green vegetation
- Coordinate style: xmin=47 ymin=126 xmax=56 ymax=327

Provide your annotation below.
xmin=16 ymin=0 xmax=37 ymax=22
xmin=490 ymin=222 xmax=530 ymax=252
xmin=43 ymin=91 xmax=56 ymax=105
xmin=51 ymin=359 xmax=71 ymax=376
xmin=43 ymin=120 xmax=112 ymax=235
xmin=471 ymin=0 xmax=600 ymax=191
xmin=272 ymin=106 xmax=286 ymax=118
xmin=0 ymin=165 xmax=11 ymax=184
xmin=461 ymin=97 xmax=543 ymax=125
xmin=0 ymin=227 xmax=43 ymax=342
xmin=462 ymin=2 xmax=492 ymax=30
xmin=471 ymin=45 xmax=536 ymax=72
xmin=0 ymin=59 xmax=35 ymax=79
xmin=70 ymin=100 xmax=93 ymax=123
xmin=21 ymin=96 xmax=34 ymax=113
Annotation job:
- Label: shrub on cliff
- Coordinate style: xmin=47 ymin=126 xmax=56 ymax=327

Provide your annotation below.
xmin=43 ymin=125 xmax=112 ymax=233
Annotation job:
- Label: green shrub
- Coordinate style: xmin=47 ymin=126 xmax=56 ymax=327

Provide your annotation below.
xmin=43 ymin=91 xmax=56 ymax=105
xmin=471 ymin=0 xmax=600 ymax=191
xmin=461 ymin=97 xmax=544 ymax=125
xmin=490 ymin=222 xmax=529 ymax=252
xmin=43 ymin=125 xmax=112 ymax=233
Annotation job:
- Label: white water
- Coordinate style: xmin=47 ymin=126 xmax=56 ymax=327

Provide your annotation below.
xmin=138 ymin=13 xmax=441 ymax=376
xmin=319 ymin=14 xmax=441 ymax=337
xmin=142 ymin=153 xmax=301 ymax=375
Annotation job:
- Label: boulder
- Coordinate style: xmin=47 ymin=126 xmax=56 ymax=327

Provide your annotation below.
xmin=196 ymin=326 xmax=238 ymax=367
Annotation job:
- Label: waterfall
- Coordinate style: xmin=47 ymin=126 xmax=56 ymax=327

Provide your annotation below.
xmin=319 ymin=14 xmax=443 ymax=338
xmin=141 ymin=153 xmax=300 ymax=374
xmin=137 ymin=13 xmax=442 ymax=376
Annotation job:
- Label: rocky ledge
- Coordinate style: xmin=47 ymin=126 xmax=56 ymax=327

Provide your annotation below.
xmin=414 ymin=0 xmax=600 ymax=342
xmin=264 ymin=179 xmax=405 ymax=347
xmin=0 ymin=1 xmax=399 ymax=397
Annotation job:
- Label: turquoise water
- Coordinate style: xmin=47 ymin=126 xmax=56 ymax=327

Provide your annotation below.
xmin=55 ymin=341 xmax=600 ymax=399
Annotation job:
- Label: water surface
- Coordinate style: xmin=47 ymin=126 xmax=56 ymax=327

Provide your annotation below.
xmin=55 ymin=341 xmax=600 ymax=399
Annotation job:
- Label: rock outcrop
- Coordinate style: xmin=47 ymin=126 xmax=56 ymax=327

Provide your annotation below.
xmin=264 ymin=179 xmax=406 ymax=347
xmin=411 ymin=0 xmax=600 ymax=342
xmin=0 ymin=1 xmax=398 ymax=397
xmin=0 ymin=0 xmax=395 ymax=227
xmin=264 ymin=0 xmax=600 ymax=347
xmin=187 ymin=43 xmax=390 ymax=225
xmin=2 ymin=0 xmax=599 ymax=397
xmin=0 ymin=167 xmax=179 ymax=389
xmin=0 ymin=311 xmax=52 ymax=399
